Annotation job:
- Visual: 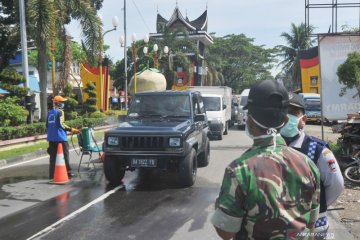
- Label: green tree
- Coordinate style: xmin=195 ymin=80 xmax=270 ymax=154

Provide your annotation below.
xmin=206 ymin=34 xmax=275 ymax=93
xmin=83 ymin=81 xmax=98 ymax=114
xmin=0 ymin=97 xmax=28 ymax=127
xmin=27 ymin=0 xmax=102 ymax=121
xmin=276 ymin=23 xmax=315 ymax=91
xmin=63 ymin=82 xmax=79 ymax=120
xmin=0 ymin=0 xmax=19 ymax=72
xmin=0 ymin=67 xmax=28 ymax=98
xmin=337 ymin=52 xmax=360 ymax=98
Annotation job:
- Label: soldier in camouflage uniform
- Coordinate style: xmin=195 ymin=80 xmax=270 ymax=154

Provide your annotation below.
xmin=211 ymin=80 xmax=320 ymax=240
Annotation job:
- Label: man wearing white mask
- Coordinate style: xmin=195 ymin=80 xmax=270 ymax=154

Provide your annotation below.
xmin=280 ymin=92 xmax=344 ymax=240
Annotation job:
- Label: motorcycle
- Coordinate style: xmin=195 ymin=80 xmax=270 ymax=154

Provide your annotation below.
xmin=343 ymin=152 xmax=360 ymax=184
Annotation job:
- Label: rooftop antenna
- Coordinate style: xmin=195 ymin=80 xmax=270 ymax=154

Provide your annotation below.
xmin=176 ymin=0 xmax=178 ymax=8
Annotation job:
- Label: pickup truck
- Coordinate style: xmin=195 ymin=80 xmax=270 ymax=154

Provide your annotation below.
xmin=103 ymin=90 xmax=210 ymax=187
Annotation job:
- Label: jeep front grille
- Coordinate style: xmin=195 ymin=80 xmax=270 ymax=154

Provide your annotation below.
xmin=120 ymin=136 xmax=166 ymax=150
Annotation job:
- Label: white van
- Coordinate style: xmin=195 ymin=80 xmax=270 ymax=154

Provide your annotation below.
xmin=237 ymin=89 xmax=250 ymax=129
xmin=188 ymin=86 xmax=232 ymax=140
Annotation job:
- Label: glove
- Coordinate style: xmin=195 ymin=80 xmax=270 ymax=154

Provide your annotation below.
xmin=71 ymin=128 xmax=81 ymax=134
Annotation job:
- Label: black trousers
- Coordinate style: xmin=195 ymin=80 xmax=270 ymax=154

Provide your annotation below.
xmin=48 ymin=141 xmax=71 ymax=179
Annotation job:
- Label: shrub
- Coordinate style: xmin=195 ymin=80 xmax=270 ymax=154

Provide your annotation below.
xmin=63 ymin=83 xmax=79 ymax=120
xmin=83 ymin=81 xmax=98 ymax=114
xmin=89 ymin=111 xmax=106 ymax=118
xmin=0 ymin=117 xmax=107 ymax=140
xmin=0 ymin=97 xmax=28 ymax=127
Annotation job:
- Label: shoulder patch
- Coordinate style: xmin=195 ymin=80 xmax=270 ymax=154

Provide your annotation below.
xmin=327 ymin=159 xmax=336 ymax=171
xmin=323 ymin=149 xmax=332 ymax=156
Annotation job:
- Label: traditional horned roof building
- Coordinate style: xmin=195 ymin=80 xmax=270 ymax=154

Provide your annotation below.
xmin=150 ymin=6 xmax=213 ymax=88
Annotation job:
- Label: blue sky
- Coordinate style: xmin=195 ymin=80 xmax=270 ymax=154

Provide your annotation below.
xmin=67 ymin=0 xmax=360 ymax=74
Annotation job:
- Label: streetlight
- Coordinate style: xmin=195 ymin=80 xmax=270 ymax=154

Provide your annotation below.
xmin=99 ymin=15 xmax=119 ymax=111
xmin=131 ymin=32 xmax=137 ymax=94
xmin=153 ymin=44 xmax=159 ymax=68
xmin=119 ymin=35 xmax=127 ymax=109
xmin=143 ymin=34 xmax=164 ymax=69
xmin=163 ymin=45 xmax=170 ymax=70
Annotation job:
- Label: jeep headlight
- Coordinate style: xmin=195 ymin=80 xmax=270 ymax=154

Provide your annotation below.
xmin=107 ymin=136 xmax=119 ymax=145
xmin=169 ymin=137 xmax=181 ymax=147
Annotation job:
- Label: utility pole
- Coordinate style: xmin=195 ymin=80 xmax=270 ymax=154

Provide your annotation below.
xmin=19 ymin=0 xmax=29 ymax=90
xmin=19 ymin=0 xmax=33 ymax=123
xmin=124 ymin=0 xmax=128 ymax=110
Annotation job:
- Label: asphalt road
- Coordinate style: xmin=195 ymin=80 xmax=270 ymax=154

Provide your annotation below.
xmin=0 ymin=125 xmax=355 ymax=240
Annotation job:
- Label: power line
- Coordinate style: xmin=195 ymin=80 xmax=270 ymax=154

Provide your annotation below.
xmin=131 ymin=0 xmax=151 ymax=32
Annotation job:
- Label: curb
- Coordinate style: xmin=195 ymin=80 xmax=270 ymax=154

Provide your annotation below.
xmin=0 ymin=149 xmax=48 ymax=167
xmin=0 ymin=124 xmax=117 ymax=149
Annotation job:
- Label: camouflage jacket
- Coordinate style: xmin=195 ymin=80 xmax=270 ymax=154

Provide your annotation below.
xmin=211 ymin=135 xmax=320 ymax=240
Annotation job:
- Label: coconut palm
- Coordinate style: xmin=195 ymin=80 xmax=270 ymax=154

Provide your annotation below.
xmin=276 ymin=22 xmax=315 ymax=90
xmin=27 ymin=0 xmax=102 ymax=120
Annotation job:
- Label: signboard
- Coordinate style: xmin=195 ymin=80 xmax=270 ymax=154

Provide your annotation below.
xmin=319 ymin=35 xmax=360 ymax=120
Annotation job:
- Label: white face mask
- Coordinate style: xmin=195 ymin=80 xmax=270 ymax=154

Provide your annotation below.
xmin=245 ymin=115 xmax=283 ymax=152
xmin=280 ymin=114 xmax=302 ymax=138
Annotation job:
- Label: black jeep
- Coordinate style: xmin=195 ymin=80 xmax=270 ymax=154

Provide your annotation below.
xmin=103 ymin=90 xmax=210 ymax=187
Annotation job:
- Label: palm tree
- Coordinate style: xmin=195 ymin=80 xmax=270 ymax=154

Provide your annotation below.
xmin=27 ymin=0 xmax=102 ymax=120
xmin=276 ymin=23 xmax=315 ymax=91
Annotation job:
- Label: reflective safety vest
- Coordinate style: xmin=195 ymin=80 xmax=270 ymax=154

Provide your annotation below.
xmin=295 ymin=134 xmax=329 ymax=214
xmin=47 ymin=109 xmax=68 ymax=142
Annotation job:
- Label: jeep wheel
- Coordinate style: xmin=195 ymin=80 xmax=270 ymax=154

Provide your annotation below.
xmin=198 ymin=137 xmax=210 ymax=167
xmin=104 ymin=155 xmax=125 ymax=186
xmin=179 ymin=148 xmax=197 ymax=187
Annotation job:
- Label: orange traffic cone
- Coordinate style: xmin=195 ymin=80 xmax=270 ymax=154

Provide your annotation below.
xmin=51 ymin=143 xmax=70 ymax=184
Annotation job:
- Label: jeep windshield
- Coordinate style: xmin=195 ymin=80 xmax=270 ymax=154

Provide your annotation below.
xmin=128 ymin=94 xmax=191 ymax=118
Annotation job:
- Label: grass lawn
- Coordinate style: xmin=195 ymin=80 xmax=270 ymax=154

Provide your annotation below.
xmin=0 ymin=132 xmax=105 ymax=160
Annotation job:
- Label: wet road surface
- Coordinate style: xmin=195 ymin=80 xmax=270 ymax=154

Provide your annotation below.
xmin=0 ymin=127 xmax=248 ymax=240
xmin=0 ymin=125 xmax=353 ymax=239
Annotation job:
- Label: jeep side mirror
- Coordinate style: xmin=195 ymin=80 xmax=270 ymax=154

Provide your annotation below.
xmin=194 ymin=113 xmax=206 ymax=121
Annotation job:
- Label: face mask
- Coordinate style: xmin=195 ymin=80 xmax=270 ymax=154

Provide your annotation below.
xmin=59 ymin=103 xmax=65 ymax=109
xmin=280 ymin=114 xmax=301 ymax=138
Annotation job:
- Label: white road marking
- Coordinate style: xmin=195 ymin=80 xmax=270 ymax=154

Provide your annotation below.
xmin=26 ymin=184 xmax=122 ymax=240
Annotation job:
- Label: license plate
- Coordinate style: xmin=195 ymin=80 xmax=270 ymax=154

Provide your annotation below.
xmin=131 ymin=158 xmax=157 ymax=167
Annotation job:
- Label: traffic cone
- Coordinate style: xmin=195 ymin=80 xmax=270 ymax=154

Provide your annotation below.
xmin=51 ymin=143 xmax=70 ymax=184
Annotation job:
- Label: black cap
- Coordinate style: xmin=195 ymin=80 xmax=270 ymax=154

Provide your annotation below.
xmin=244 ymin=80 xmax=289 ymax=128
xmin=288 ymin=92 xmax=305 ymax=110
